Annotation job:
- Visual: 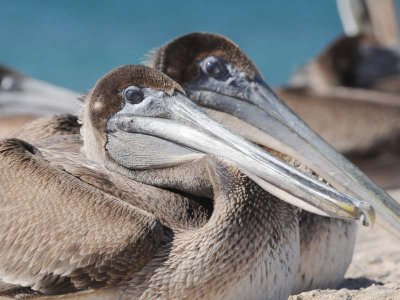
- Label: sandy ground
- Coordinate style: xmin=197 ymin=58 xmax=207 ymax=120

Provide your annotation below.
xmin=346 ymin=225 xmax=400 ymax=284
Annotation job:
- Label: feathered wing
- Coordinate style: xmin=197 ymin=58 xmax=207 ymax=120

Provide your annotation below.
xmin=278 ymin=86 xmax=400 ymax=153
xmin=0 ymin=139 xmax=163 ymax=296
xmin=11 ymin=114 xmax=80 ymax=143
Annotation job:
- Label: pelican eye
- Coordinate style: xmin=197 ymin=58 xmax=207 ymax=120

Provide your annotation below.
xmin=201 ymin=56 xmax=230 ymax=80
xmin=124 ymin=86 xmax=145 ymax=104
xmin=0 ymin=76 xmax=17 ymax=91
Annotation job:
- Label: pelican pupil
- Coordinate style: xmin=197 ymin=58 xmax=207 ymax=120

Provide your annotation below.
xmin=124 ymin=88 xmax=144 ymax=104
xmin=205 ymin=60 xmax=222 ymax=76
xmin=202 ymin=56 xmax=229 ymax=80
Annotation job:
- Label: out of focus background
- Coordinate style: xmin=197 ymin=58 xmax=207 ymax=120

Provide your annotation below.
xmin=1 ymin=1 xmax=400 ymax=298
xmin=1 ymin=1 xmax=347 ymax=91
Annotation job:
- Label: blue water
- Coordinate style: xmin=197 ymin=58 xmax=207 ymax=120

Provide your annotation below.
xmin=1 ymin=1 xmax=343 ymax=91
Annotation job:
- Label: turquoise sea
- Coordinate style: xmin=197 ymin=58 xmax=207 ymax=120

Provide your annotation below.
xmin=1 ymin=1 xmax=344 ymax=91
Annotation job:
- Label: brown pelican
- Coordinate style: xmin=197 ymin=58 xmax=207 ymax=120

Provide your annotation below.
xmin=279 ymin=1 xmax=400 ymax=190
xmin=0 ymin=65 xmax=79 ymax=136
xmin=284 ymin=0 xmax=400 ymax=162
xmin=0 ymin=65 xmax=371 ymax=299
xmin=289 ymin=35 xmax=400 ymax=93
xmin=279 ymin=33 xmax=400 ymax=190
xmin=146 ymin=32 xmax=400 ymax=292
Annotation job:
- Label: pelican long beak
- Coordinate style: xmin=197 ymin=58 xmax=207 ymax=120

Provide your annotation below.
xmin=107 ymin=92 xmax=374 ymax=224
xmin=185 ymin=78 xmax=400 ymax=235
xmin=0 ymin=77 xmax=80 ymax=117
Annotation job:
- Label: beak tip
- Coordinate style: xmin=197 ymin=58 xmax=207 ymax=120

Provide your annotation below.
xmin=359 ymin=202 xmax=376 ymax=227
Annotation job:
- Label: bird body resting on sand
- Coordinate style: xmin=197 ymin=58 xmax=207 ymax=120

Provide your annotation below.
xmin=146 ymin=32 xmax=399 ymax=292
xmin=0 ymin=65 xmax=371 ymax=299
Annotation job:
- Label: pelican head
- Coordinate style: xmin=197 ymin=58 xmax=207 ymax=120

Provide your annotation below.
xmin=290 ymin=35 xmax=400 ymax=90
xmin=80 ymin=64 xmax=372 ymax=223
xmin=147 ymin=33 xmax=400 ymax=234
xmin=0 ymin=65 xmax=79 ymax=117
